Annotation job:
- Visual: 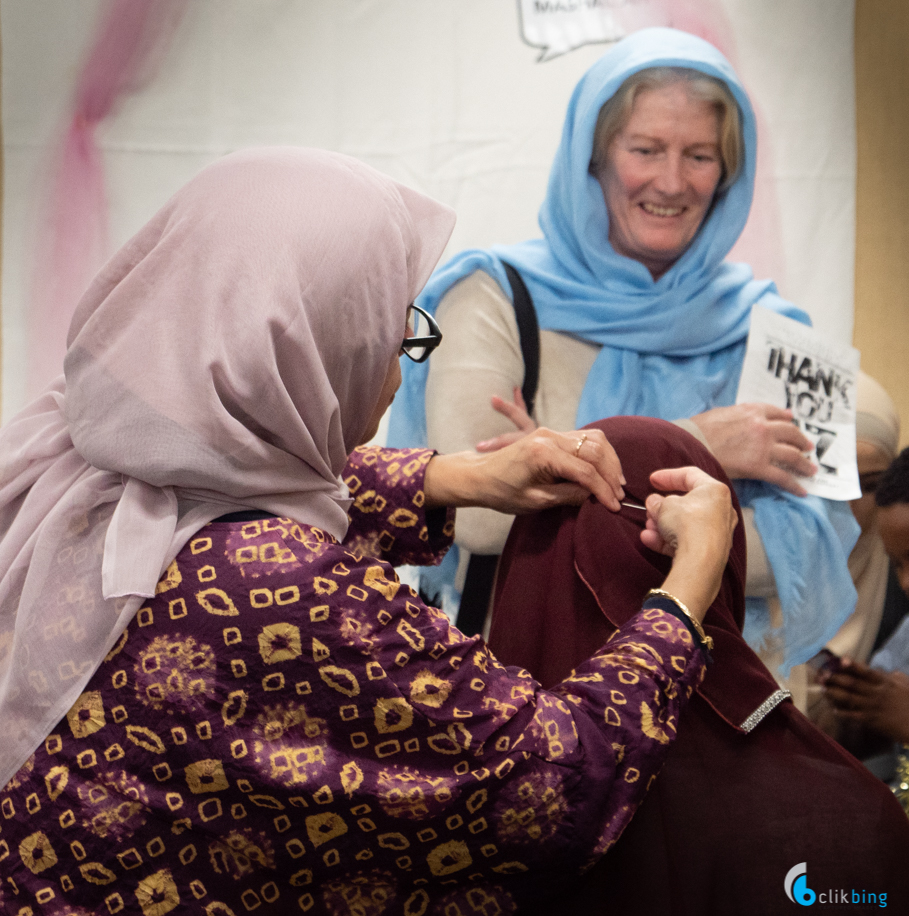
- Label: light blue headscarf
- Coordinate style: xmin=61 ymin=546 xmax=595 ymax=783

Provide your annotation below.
xmin=390 ymin=27 xmax=858 ymax=673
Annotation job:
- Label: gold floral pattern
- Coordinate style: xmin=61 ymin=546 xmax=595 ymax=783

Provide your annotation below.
xmin=257 ymin=621 xmax=302 ymax=664
xmin=77 ymin=770 xmax=149 ymax=840
xmin=134 ymin=868 xmax=180 ymax=916
xmin=208 ymin=829 xmax=275 ymax=879
xmin=409 ymin=670 xmax=453 ymax=708
xmin=134 ymin=635 xmax=215 ymax=711
xmin=323 ymin=870 xmax=397 ymax=916
xmin=376 ymin=767 xmax=455 ymax=820
xmin=0 ymin=447 xmax=703 ymax=915
xmin=66 ymin=691 xmax=106 ymax=739
xmin=18 ymin=831 xmax=58 ymax=874
xmin=251 ymin=702 xmax=330 ymax=788
xmin=494 ymin=771 xmax=568 ymax=845
xmin=429 ymin=885 xmax=517 ymax=915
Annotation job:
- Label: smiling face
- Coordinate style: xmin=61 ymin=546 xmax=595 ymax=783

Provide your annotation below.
xmin=596 ymin=82 xmax=723 ymax=280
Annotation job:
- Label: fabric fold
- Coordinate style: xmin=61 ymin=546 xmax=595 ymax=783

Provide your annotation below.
xmin=102 ymin=477 xmax=178 ymax=599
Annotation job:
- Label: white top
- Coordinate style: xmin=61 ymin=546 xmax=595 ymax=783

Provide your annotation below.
xmin=425 ymin=268 xmax=777 ymax=598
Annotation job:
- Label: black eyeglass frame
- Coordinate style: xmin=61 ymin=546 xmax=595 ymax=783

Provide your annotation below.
xmin=401 ymin=304 xmax=443 ymax=363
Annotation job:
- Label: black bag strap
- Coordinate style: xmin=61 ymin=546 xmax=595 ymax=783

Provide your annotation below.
xmin=455 ymin=261 xmax=540 ymax=637
xmin=501 ymin=260 xmax=540 ymax=417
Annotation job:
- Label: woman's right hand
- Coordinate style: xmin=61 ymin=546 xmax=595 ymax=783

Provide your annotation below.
xmin=486 ymin=396 xmax=816 ymax=499
xmin=641 ymin=466 xmax=738 ymax=622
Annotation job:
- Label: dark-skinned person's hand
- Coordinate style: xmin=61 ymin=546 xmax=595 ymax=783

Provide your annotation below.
xmin=822 ymin=659 xmax=909 ymax=745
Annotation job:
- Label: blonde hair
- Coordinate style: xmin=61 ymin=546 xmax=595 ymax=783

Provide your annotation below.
xmin=590 ymin=67 xmax=743 ymax=193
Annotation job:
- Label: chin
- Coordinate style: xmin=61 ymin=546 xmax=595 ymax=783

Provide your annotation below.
xmin=639 ymin=242 xmax=687 ymax=267
xmin=357 ymin=425 xmax=380 ymax=447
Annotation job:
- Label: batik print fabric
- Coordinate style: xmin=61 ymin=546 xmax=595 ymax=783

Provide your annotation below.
xmin=0 ymin=446 xmax=705 ymax=916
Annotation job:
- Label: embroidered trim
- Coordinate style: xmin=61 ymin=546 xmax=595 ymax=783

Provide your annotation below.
xmin=739 ymin=689 xmax=791 ymax=733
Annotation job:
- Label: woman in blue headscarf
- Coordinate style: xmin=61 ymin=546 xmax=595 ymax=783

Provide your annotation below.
xmin=390 ymin=27 xmax=859 ymax=680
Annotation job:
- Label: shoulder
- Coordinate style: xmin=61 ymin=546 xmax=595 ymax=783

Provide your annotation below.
xmin=436 ymin=269 xmax=516 ymax=329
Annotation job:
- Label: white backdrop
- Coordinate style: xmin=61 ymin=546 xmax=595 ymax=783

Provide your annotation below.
xmin=1 ymin=0 xmax=855 ymax=422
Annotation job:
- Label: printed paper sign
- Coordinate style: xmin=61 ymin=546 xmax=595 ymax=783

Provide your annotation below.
xmin=736 ymin=306 xmax=860 ymax=501
xmin=518 ymin=0 xmax=629 ymax=61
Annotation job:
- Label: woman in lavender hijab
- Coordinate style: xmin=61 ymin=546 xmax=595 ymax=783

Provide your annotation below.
xmin=0 ymin=147 xmax=739 ymax=913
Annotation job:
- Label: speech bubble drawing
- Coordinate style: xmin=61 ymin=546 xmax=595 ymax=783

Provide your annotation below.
xmin=518 ymin=0 xmax=643 ymax=62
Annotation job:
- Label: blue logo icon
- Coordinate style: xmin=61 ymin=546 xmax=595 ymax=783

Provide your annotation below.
xmin=785 ymin=862 xmax=817 ymax=907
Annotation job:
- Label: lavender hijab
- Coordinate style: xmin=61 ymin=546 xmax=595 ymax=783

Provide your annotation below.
xmin=0 ymin=148 xmax=455 ymax=787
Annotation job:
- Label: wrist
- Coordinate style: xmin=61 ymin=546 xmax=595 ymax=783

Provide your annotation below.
xmin=674 ymin=536 xmax=727 ymax=584
xmin=423 ymin=452 xmax=484 ymax=509
xmin=659 ymin=549 xmax=724 ymax=624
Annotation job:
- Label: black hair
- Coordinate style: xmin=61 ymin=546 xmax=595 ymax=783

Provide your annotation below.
xmin=875 ymin=446 xmax=909 ymax=508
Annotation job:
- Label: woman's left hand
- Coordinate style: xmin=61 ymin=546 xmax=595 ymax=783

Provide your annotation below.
xmin=424 ymin=426 xmax=626 ymax=513
xmin=691 ymin=403 xmax=817 ymax=496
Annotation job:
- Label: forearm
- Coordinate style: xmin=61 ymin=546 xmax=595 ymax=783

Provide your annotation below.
xmin=343 ymin=446 xmax=454 ymax=565
xmin=543 ymin=608 xmax=706 ymax=857
xmin=423 ymin=452 xmax=515 ymax=554
xmin=742 ymin=508 xmax=777 ymax=597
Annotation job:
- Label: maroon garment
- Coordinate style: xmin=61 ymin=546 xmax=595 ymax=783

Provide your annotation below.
xmin=490 ymin=417 xmax=909 ymax=915
xmin=0 ymin=445 xmax=706 ymax=916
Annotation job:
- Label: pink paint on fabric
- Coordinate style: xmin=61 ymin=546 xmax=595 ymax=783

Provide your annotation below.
xmin=27 ymin=0 xmax=187 ymax=399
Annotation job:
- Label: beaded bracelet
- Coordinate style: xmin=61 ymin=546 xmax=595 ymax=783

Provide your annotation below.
xmin=644 ymin=588 xmax=714 ymax=652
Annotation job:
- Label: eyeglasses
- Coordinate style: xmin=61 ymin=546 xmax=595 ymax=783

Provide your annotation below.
xmin=401 ymin=304 xmax=442 ymax=363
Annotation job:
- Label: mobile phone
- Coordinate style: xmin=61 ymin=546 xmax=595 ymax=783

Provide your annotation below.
xmin=810 ymin=648 xmax=844 ymax=677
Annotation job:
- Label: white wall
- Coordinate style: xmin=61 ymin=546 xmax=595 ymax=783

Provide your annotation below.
xmin=1 ymin=0 xmax=855 ymax=419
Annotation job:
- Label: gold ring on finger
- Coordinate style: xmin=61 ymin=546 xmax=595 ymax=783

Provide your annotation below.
xmin=574 ymin=433 xmax=588 ymax=458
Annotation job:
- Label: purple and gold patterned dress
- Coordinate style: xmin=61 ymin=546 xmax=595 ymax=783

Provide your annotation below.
xmin=0 ymin=447 xmax=705 ymax=915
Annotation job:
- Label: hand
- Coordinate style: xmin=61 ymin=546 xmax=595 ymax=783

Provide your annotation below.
xmin=476 ymin=387 xmax=538 ymax=452
xmin=823 ymin=661 xmax=909 ymax=744
xmin=641 ymin=466 xmax=738 ymax=622
xmin=690 ymin=403 xmax=816 ymax=496
xmin=424 ymin=426 xmax=626 ymax=514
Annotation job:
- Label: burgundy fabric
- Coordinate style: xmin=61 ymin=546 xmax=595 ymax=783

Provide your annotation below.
xmin=491 ymin=416 xmax=777 ymax=730
xmin=555 ymin=696 xmax=909 ymax=915
xmin=490 ymin=416 xmax=909 ymax=915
